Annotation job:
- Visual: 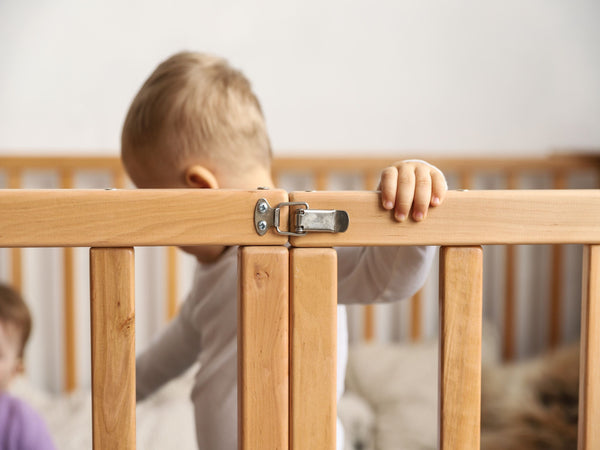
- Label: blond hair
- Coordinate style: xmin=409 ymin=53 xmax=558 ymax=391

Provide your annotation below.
xmin=0 ymin=283 xmax=32 ymax=358
xmin=121 ymin=51 xmax=272 ymax=180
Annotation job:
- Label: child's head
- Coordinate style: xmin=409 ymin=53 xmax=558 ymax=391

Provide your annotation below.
xmin=0 ymin=284 xmax=31 ymax=391
xmin=121 ymin=51 xmax=273 ymax=190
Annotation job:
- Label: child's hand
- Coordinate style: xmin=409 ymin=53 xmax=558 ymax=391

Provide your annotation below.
xmin=378 ymin=160 xmax=447 ymax=222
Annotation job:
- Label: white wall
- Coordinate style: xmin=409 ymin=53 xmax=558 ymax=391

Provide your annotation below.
xmin=1 ymin=0 xmax=599 ymax=156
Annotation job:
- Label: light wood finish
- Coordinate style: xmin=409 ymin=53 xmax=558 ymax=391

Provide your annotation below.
xmin=61 ymin=170 xmax=77 ymax=392
xmin=290 ymin=248 xmax=337 ymax=450
xmin=7 ymin=169 xmax=23 ymax=293
xmin=503 ymin=245 xmax=516 ymax=360
xmin=363 ymin=305 xmax=375 ymax=341
xmin=273 ymin=154 xmax=600 ymax=174
xmin=503 ymin=172 xmax=518 ymax=360
xmin=289 ymin=190 xmax=600 ymax=247
xmin=166 ymin=246 xmax=179 ymax=320
xmin=410 ymin=290 xmax=422 ymax=342
xmin=579 ymin=245 xmax=600 ymax=449
xmin=90 ymin=248 xmax=136 ymax=450
xmin=0 ymin=189 xmax=288 ymax=247
xmin=439 ymin=246 xmax=483 ymax=450
xmin=549 ymin=172 xmax=567 ymax=348
xmin=238 ymin=247 xmax=289 ymax=450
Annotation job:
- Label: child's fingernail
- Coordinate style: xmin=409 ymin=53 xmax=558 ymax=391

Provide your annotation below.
xmin=414 ymin=211 xmax=424 ymax=221
xmin=384 ymin=201 xmax=393 ymax=209
xmin=432 ymin=196 xmax=440 ymax=206
xmin=395 ymin=213 xmax=406 ymax=222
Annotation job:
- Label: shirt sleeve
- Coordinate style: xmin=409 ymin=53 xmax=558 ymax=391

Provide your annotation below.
xmin=336 ymin=245 xmax=436 ymax=305
xmin=136 ymin=295 xmax=202 ymax=402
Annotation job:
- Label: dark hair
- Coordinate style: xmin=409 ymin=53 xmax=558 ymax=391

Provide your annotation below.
xmin=0 ymin=283 xmax=32 ymax=358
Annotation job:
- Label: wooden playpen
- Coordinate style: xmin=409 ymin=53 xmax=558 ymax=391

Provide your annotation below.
xmin=0 ymin=154 xmax=599 ymax=449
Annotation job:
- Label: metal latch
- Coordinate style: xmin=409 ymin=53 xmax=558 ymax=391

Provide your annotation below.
xmin=254 ymin=198 xmax=349 ymax=237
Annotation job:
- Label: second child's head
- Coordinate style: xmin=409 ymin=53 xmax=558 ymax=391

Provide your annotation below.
xmin=121 ymin=51 xmax=273 ymax=191
xmin=0 ymin=284 xmax=31 ymax=391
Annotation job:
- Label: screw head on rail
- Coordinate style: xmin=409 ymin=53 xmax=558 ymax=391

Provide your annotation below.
xmin=257 ymin=220 xmax=268 ymax=232
xmin=257 ymin=201 xmax=268 ymax=214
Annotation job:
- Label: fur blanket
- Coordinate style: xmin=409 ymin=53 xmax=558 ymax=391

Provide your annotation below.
xmin=340 ymin=338 xmax=579 ymax=450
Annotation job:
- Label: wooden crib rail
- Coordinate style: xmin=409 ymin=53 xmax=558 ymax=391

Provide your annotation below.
xmin=0 ymin=189 xmax=287 ymax=247
xmin=0 ymin=188 xmax=599 ymax=449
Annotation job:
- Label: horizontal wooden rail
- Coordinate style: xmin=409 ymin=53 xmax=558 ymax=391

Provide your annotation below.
xmin=290 ymin=190 xmax=600 ymax=247
xmin=0 ymin=189 xmax=287 ymax=247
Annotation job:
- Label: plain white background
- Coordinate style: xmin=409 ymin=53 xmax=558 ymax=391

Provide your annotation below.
xmin=1 ymin=0 xmax=599 ymax=156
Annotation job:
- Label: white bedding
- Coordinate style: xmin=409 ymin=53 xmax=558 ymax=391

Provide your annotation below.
xmin=9 ymin=369 xmax=197 ymax=449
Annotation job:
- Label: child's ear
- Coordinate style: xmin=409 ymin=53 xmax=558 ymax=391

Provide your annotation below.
xmin=185 ymin=165 xmax=219 ymax=189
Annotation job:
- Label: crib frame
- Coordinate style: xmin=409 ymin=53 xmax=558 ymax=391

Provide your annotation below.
xmin=0 ymin=188 xmax=599 ymax=449
xmin=2 ymin=154 xmax=599 ymax=395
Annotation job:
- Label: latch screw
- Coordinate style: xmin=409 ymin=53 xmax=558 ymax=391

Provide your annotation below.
xmin=257 ymin=200 xmax=268 ymax=214
xmin=257 ymin=220 xmax=268 ymax=232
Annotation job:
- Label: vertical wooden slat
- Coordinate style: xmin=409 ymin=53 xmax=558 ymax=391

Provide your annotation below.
xmin=113 ymin=168 xmax=127 ymax=189
xmin=459 ymin=171 xmax=473 ymax=190
xmin=410 ymin=289 xmax=423 ymax=342
xmin=315 ymin=170 xmax=328 ymax=190
xmin=439 ymin=246 xmax=482 ymax=450
xmin=362 ymin=169 xmax=379 ymax=342
xmin=363 ymin=305 xmax=375 ymax=342
xmin=238 ymin=247 xmax=288 ymax=450
xmin=290 ymin=248 xmax=337 ymax=450
xmin=549 ymin=171 xmax=567 ymax=348
xmin=166 ymin=246 xmax=179 ymax=320
xmin=61 ymin=170 xmax=77 ymax=391
xmin=7 ymin=169 xmax=22 ymax=293
xmin=90 ymin=248 xmax=136 ymax=450
xmin=503 ymin=172 xmax=518 ymax=360
xmin=579 ymin=245 xmax=600 ymax=449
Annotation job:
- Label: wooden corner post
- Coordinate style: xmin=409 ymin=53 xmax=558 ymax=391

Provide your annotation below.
xmin=439 ymin=246 xmax=483 ymax=450
xmin=290 ymin=248 xmax=337 ymax=450
xmin=238 ymin=246 xmax=289 ymax=450
xmin=89 ymin=247 xmax=136 ymax=449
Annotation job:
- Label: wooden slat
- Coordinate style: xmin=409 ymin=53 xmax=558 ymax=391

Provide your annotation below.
xmin=439 ymin=246 xmax=482 ymax=450
xmin=166 ymin=246 xmax=179 ymax=320
xmin=549 ymin=171 xmax=567 ymax=348
xmin=7 ymin=170 xmax=22 ymax=293
xmin=503 ymin=172 xmax=518 ymax=360
xmin=579 ymin=245 xmax=600 ymax=449
xmin=289 ymin=190 xmax=600 ymax=247
xmin=0 ymin=189 xmax=288 ymax=247
xmin=363 ymin=305 xmax=375 ymax=341
xmin=90 ymin=248 xmax=136 ymax=449
xmin=290 ymin=248 xmax=337 ymax=450
xmin=61 ymin=170 xmax=77 ymax=391
xmin=410 ymin=289 xmax=422 ymax=342
xmin=238 ymin=247 xmax=289 ymax=450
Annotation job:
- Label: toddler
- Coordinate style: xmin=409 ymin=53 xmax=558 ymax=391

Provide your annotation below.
xmin=122 ymin=51 xmax=446 ymax=449
xmin=0 ymin=283 xmax=55 ymax=449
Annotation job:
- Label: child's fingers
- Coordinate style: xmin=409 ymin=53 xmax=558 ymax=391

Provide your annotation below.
xmin=394 ymin=164 xmax=415 ymax=222
xmin=379 ymin=166 xmax=398 ymax=210
xmin=412 ymin=165 xmax=432 ymax=221
xmin=431 ymin=169 xmax=447 ymax=206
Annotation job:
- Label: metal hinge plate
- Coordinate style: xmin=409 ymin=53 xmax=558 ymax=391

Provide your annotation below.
xmin=254 ymin=198 xmax=349 ymax=237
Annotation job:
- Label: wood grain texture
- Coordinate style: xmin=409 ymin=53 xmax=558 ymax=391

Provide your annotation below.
xmin=238 ymin=247 xmax=289 ymax=450
xmin=0 ymin=189 xmax=287 ymax=247
xmin=579 ymin=245 xmax=600 ymax=450
xmin=290 ymin=248 xmax=337 ymax=450
xmin=289 ymin=190 xmax=600 ymax=246
xmin=439 ymin=246 xmax=482 ymax=450
xmin=90 ymin=248 xmax=135 ymax=450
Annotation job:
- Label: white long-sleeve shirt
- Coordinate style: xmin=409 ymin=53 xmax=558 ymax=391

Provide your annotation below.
xmin=136 ymin=244 xmax=436 ymax=450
